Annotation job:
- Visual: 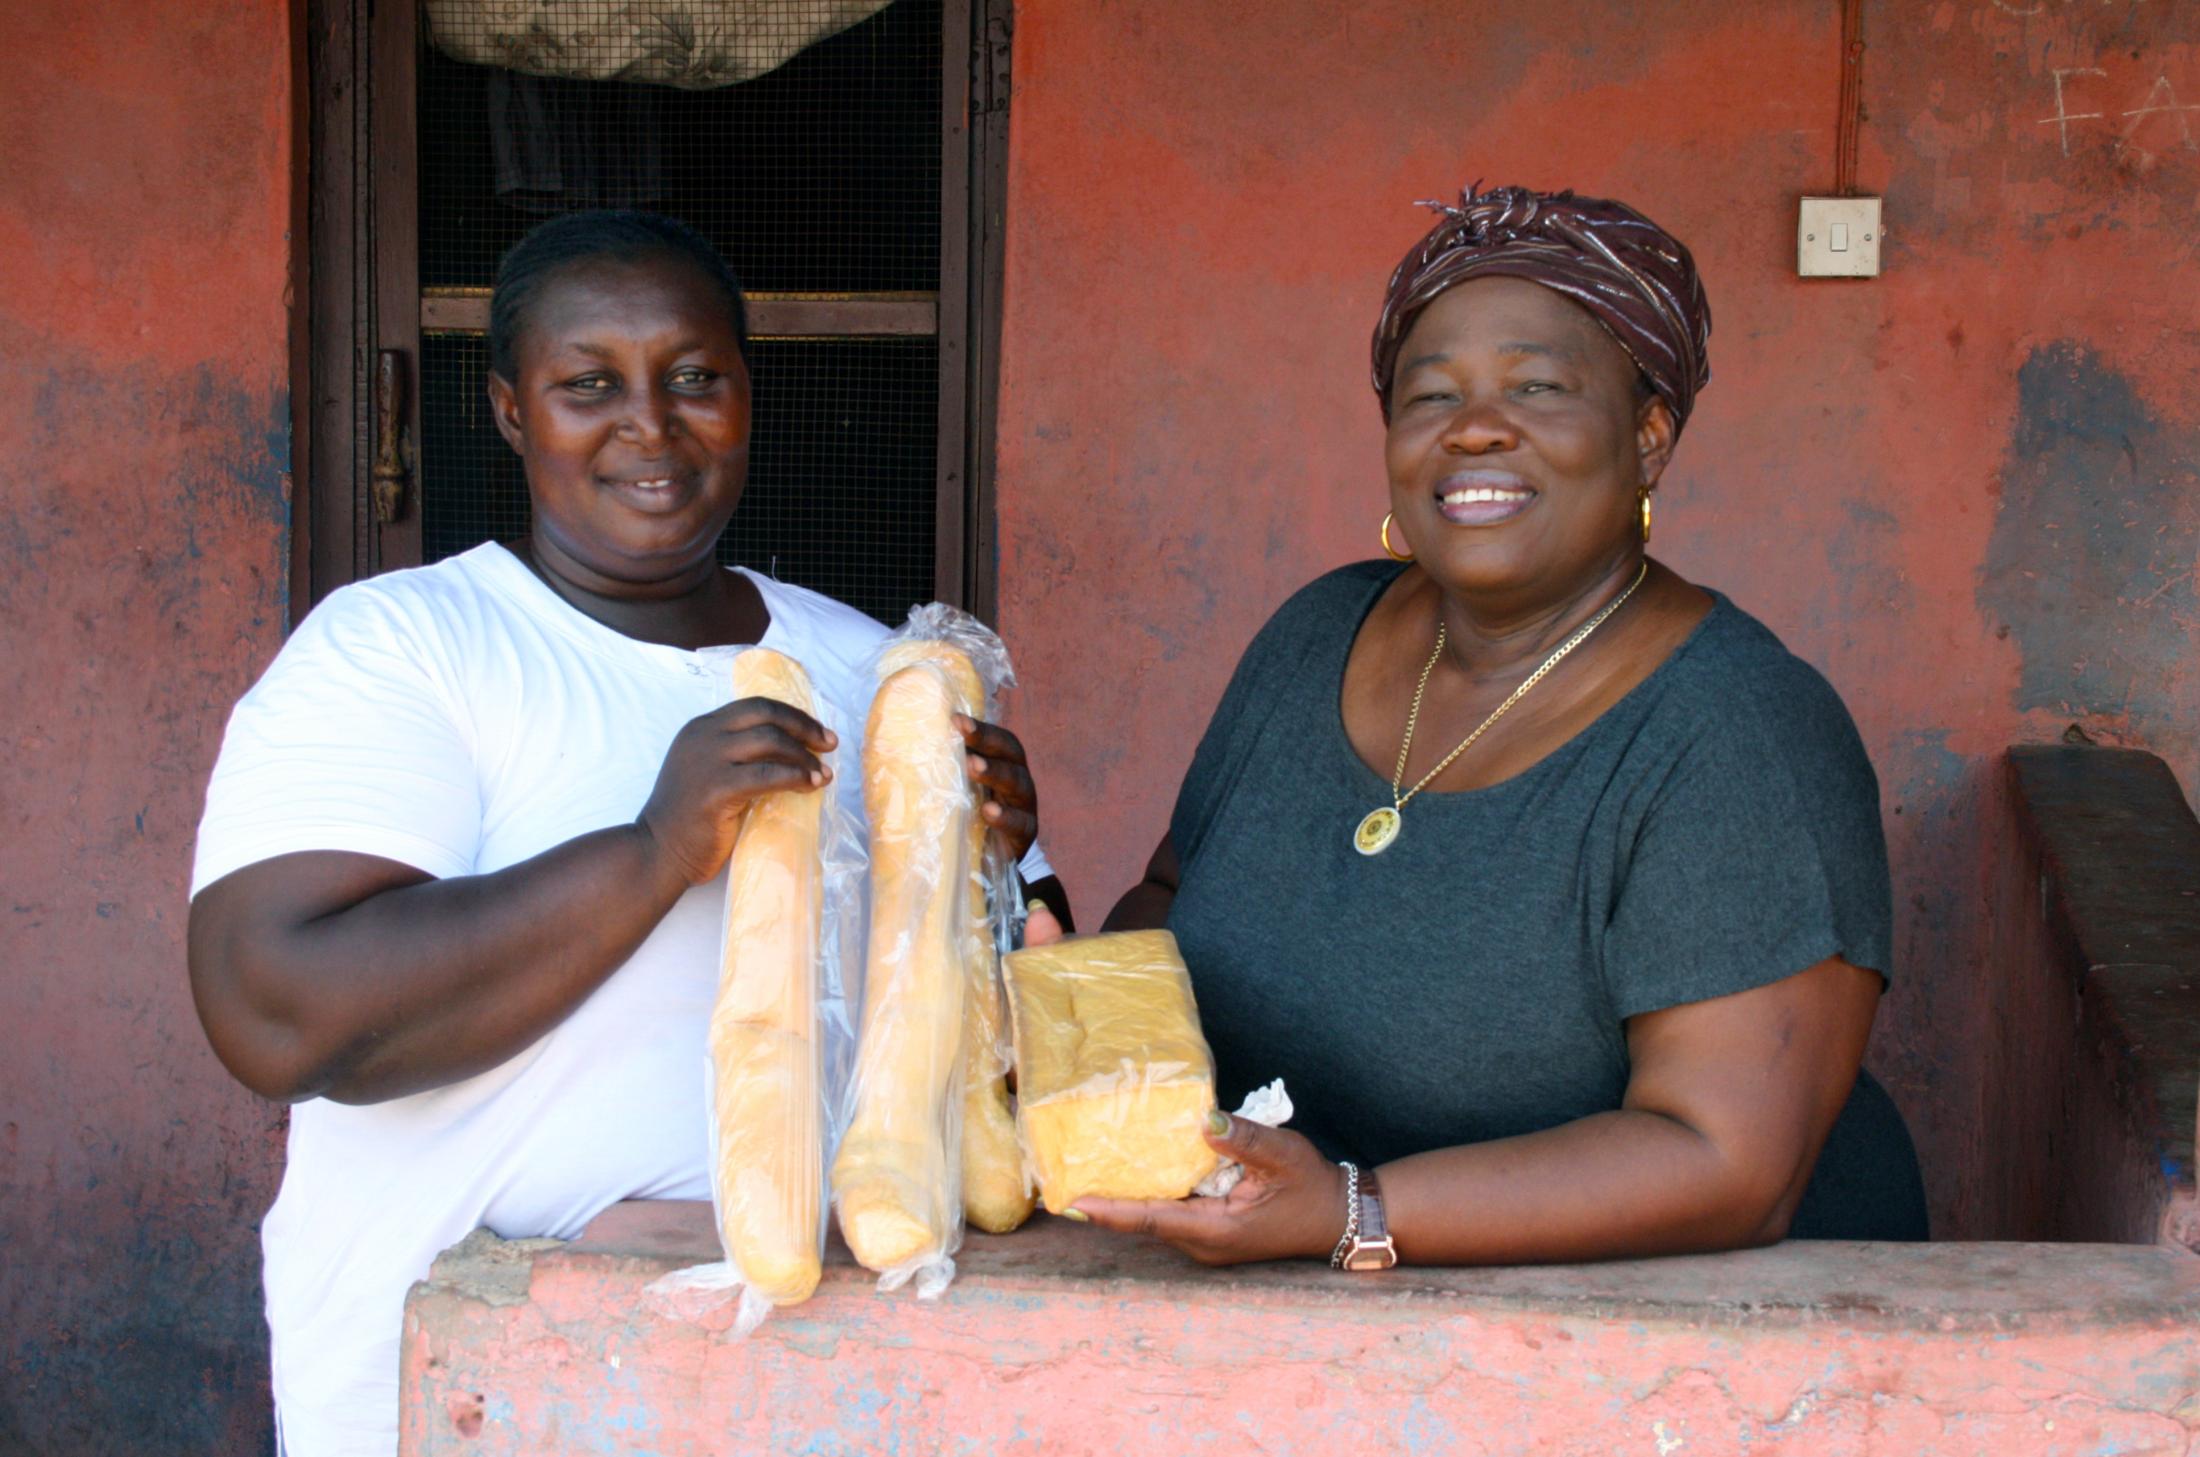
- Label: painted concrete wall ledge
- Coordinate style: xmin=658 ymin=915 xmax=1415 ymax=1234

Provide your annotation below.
xmin=400 ymin=1200 xmax=2200 ymax=1456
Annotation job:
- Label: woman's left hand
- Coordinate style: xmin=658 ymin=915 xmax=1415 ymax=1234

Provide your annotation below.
xmin=1069 ymin=1116 xmax=1349 ymax=1266
xmin=956 ymin=714 xmax=1041 ymax=864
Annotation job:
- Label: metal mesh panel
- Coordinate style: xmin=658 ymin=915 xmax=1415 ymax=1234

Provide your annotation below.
xmin=419 ymin=335 xmax=939 ymax=623
xmin=727 ymin=336 xmax=938 ymax=620
xmin=413 ymin=0 xmax=946 ymax=624
xmin=419 ymin=336 xmax=531 ymax=561
xmin=419 ymin=1 xmax=941 ymax=291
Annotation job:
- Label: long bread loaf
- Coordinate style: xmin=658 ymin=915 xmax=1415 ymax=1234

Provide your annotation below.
xmin=830 ymin=641 xmax=983 ymax=1271
xmin=709 ymin=648 xmax=826 ymax=1306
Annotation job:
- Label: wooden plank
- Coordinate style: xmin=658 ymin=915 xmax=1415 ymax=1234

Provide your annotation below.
xmin=2007 ymin=744 xmax=2200 ymax=1222
xmin=287 ymin=0 xmax=312 ymax=620
xmin=305 ymin=0 xmax=367 ymax=606
xmin=419 ymin=290 xmax=940 ymax=339
xmin=369 ymin=0 xmax=423 ymax=573
xmin=933 ymin=0 xmax=973 ymax=611
xmin=964 ymin=0 xmax=1015 ymax=625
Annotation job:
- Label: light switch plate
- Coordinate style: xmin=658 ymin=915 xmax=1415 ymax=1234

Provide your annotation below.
xmin=1798 ymin=196 xmax=1882 ymax=277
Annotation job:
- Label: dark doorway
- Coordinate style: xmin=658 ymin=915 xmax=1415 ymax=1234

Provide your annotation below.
xmin=302 ymin=0 xmax=1013 ymax=623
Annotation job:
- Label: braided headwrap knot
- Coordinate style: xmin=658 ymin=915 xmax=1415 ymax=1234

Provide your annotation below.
xmin=1371 ymin=183 xmax=1712 ymax=433
xmin=1411 ymin=181 xmax=1550 ymax=243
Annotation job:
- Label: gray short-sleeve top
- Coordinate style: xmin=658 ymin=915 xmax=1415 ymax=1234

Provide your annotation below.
xmin=1168 ymin=561 xmax=1926 ymax=1240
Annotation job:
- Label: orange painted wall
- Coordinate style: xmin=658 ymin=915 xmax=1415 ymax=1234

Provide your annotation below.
xmin=0 ymin=2 xmax=293 ymax=1451
xmin=992 ymin=0 xmax=2200 ymax=1241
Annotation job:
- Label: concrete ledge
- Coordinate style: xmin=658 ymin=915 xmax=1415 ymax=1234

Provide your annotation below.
xmin=400 ymin=1201 xmax=2200 ymax=1456
xmin=2008 ymin=745 xmax=2200 ymax=1245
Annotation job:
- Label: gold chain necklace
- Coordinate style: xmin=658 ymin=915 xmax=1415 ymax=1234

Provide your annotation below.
xmin=1353 ymin=562 xmax=1649 ymax=856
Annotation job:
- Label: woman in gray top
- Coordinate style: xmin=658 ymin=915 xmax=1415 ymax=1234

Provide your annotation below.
xmin=1074 ymin=185 xmax=1927 ymax=1268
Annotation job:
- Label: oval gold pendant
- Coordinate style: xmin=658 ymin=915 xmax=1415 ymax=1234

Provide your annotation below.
xmin=1354 ymin=806 xmax=1402 ymax=856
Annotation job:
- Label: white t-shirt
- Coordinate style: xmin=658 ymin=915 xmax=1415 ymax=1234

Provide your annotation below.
xmin=191 ymin=543 xmax=1052 ymax=1457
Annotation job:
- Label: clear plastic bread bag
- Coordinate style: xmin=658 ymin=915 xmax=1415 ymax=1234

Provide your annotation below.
xmin=830 ymin=604 xmax=1023 ymax=1295
xmin=645 ymin=647 xmax=865 ymax=1335
xmin=1002 ymin=929 xmax=1226 ymax=1215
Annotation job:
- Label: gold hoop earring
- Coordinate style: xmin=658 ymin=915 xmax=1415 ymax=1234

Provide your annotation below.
xmin=1380 ymin=511 xmax=1414 ymax=562
xmin=1638 ymin=489 xmax=1653 ymax=546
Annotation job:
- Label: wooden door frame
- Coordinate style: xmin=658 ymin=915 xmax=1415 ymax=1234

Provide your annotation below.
xmin=299 ymin=0 xmax=418 ymax=608
xmin=296 ymin=0 xmax=1012 ymax=620
xmin=962 ymin=0 xmax=1014 ymax=625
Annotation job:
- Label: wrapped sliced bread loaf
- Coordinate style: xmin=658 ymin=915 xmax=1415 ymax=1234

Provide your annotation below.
xmin=1003 ymin=929 xmax=1221 ymax=1213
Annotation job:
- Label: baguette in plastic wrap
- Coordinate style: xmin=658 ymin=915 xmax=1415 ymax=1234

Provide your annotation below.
xmin=1003 ymin=929 xmax=1222 ymax=1214
xmin=831 ymin=606 xmax=1020 ymax=1290
xmin=710 ymin=649 xmax=827 ymax=1311
xmin=646 ymin=646 xmax=856 ymax=1335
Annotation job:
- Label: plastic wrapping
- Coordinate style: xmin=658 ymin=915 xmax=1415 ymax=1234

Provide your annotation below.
xmin=1192 ymin=1079 xmax=1294 ymax=1198
xmin=645 ymin=647 xmax=863 ymax=1334
xmin=1002 ymin=929 xmax=1223 ymax=1214
xmin=959 ymin=826 xmax=1035 ymax=1234
xmin=830 ymin=605 xmax=1021 ymax=1291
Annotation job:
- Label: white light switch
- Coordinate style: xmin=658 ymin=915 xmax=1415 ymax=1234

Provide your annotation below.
xmin=1797 ymin=197 xmax=1882 ymax=278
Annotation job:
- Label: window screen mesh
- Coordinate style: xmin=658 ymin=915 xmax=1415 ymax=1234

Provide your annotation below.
xmin=415 ymin=0 xmax=946 ymax=622
xmin=420 ymin=336 xmax=939 ymax=623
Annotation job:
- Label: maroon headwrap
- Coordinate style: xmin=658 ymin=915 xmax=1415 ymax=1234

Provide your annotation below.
xmin=1370 ymin=184 xmax=1711 ymax=432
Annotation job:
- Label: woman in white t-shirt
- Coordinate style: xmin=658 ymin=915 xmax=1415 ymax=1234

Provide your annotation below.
xmin=187 ymin=211 xmax=1068 ymax=1457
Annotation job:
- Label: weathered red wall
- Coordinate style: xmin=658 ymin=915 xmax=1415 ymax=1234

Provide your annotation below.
xmin=993 ymin=0 xmax=2200 ymax=1241
xmin=7 ymin=0 xmax=2199 ymax=1447
xmin=0 ymin=2 xmax=293 ymax=1451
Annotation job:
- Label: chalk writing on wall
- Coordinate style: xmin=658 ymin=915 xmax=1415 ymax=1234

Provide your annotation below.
xmin=2036 ymin=66 xmax=2199 ymax=156
xmin=1992 ymin=0 xmax=2148 ymax=14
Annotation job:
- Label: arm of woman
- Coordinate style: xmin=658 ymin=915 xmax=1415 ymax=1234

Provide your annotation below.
xmin=1381 ymin=954 xmax=1879 ymax=1261
xmin=188 ymin=697 xmax=834 ymax=1107
xmin=1100 ymin=833 xmax=1179 ymax=933
xmin=1072 ymin=954 xmax=1880 ymax=1264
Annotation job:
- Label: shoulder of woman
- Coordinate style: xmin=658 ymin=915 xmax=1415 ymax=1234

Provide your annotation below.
xmin=1642 ymin=601 xmax=1879 ymax=793
xmin=285 ymin=553 xmax=491 ymax=659
xmin=740 ymin=572 xmax=888 ymax=661
xmin=758 ymin=574 xmax=886 ymax=636
xmin=1299 ymin=557 xmax=1406 ymax=602
xmin=1251 ymin=559 xmax=1401 ymax=645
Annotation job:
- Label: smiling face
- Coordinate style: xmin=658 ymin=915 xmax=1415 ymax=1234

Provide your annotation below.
xmin=487 ymin=254 xmax=752 ymax=590
xmin=1383 ymin=275 xmax=1674 ymax=608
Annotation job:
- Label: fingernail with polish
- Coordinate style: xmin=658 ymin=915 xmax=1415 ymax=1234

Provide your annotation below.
xmin=1026 ymin=898 xmax=1046 ymax=917
xmin=1060 ymin=1208 xmax=1090 ymax=1223
xmin=1207 ymin=1110 xmax=1232 ymax=1138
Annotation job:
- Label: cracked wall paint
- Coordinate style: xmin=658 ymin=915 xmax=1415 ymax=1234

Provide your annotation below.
xmin=0 ymin=2 xmax=294 ymax=1453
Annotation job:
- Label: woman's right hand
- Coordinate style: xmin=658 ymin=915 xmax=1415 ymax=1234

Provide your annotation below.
xmin=637 ymin=697 xmax=838 ymax=887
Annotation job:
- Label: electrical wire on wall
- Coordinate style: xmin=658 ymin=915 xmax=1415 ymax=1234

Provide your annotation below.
xmin=1834 ymin=0 xmax=1865 ymax=196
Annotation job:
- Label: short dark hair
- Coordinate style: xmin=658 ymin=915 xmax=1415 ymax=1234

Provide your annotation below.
xmin=488 ymin=210 xmax=749 ymax=378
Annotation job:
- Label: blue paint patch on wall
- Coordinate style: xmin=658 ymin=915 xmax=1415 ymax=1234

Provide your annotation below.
xmin=1978 ymin=342 xmax=2200 ymax=733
